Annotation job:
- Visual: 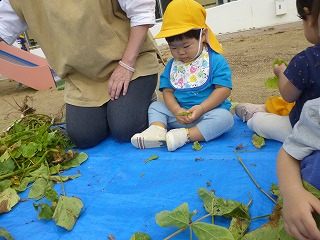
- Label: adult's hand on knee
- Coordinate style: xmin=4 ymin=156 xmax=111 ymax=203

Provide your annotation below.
xmin=108 ymin=65 xmax=132 ymax=100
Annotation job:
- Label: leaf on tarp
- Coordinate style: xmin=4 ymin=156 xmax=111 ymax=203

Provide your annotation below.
xmin=270 ymin=183 xmax=281 ymax=198
xmin=0 ymin=180 xmax=12 ymax=192
xmin=21 ymin=142 xmax=39 ymax=158
xmin=242 ymin=223 xmax=279 ymax=240
xmin=192 ymin=141 xmax=203 ymax=151
xmin=156 ymin=202 xmax=196 ymax=229
xmin=13 ymin=177 xmax=31 ymax=192
xmin=144 ymin=155 xmax=159 ymax=164
xmin=191 ymin=222 xmax=234 ymax=240
xmin=44 ymin=188 xmax=59 ymax=202
xmin=52 ymin=195 xmax=83 ymax=230
xmin=130 ymin=232 xmax=151 ymax=240
xmin=33 ymin=203 xmax=54 ymax=221
xmin=0 ymin=150 xmax=11 ymax=163
xmin=242 ymin=203 xmax=284 ymax=239
xmin=30 ymin=163 xmax=50 ymax=179
xmin=50 ymin=152 xmax=88 ymax=173
xmin=49 ymin=174 xmax=81 ymax=183
xmin=0 ymin=188 xmax=20 ymax=213
xmin=229 ymin=217 xmax=251 ymax=239
xmin=0 ymin=227 xmax=14 ymax=240
xmin=198 ymin=188 xmax=250 ymax=219
xmin=177 ymin=111 xmax=192 ymax=117
xmin=0 ymin=158 xmax=15 ymax=175
xmin=28 ymin=178 xmax=52 ymax=200
xmin=252 ymin=134 xmax=265 ymax=149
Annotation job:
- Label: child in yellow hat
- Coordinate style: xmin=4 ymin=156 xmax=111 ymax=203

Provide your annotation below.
xmin=131 ymin=0 xmax=233 ymax=151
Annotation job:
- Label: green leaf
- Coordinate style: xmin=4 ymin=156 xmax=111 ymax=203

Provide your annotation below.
xmin=33 ymin=203 xmax=54 ymax=221
xmin=0 ymin=180 xmax=12 ymax=192
xmin=44 ymin=188 xmax=59 ymax=202
xmin=13 ymin=177 xmax=31 ymax=192
xmin=0 ymin=188 xmax=20 ymax=213
xmin=270 ymin=183 xmax=281 ymax=198
xmin=192 ymin=141 xmax=203 ymax=151
xmin=55 ymin=152 xmax=88 ymax=171
xmin=177 ymin=111 xmax=192 ymax=117
xmin=198 ymin=188 xmax=250 ymax=219
xmin=52 ymin=195 xmax=83 ymax=230
xmin=13 ymin=122 xmax=26 ymax=133
xmin=49 ymin=174 xmax=81 ymax=183
xmin=22 ymin=142 xmax=39 ymax=158
xmin=229 ymin=217 xmax=250 ymax=239
xmin=252 ymin=134 xmax=265 ymax=149
xmin=277 ymin=217 xmax=296 ymax=239
xmin=156 ymin=202 xmax=196 ymax=229
xmin=28 ymin=178 xmax=51 ymax=200
xmin=272 ymin=58 xmax=288 ymax=67
xmin=30 ymin=163 xmax=50 ymax=179
xmin=243 ymin=203 xmax=284 ymax=239
xmin=303 ymin=180 xmax=320 ymax=198
xmin=242 ymin=223 xmax=279 ymax=240
xmin=191 ymin=222 xmax=234 ymax=240
xmin=0 ymin=227 xmax=14 ymax=240
xmin=264 ymin=76 xmax=279 ymax=89
xmin=198 ymin=188 xmax=215 ymax=214
xmin=144 ymin=155 xmax=159 ymax=164
xmin=0 ymin=159 xmax=15 ymax=174
xmin=264 ymin=58 xmax=288 ymax=89
xmin=130 ymin=232 xmax=151 ymax=240
xmin=0 ymin=150 xmax=11 ymax=163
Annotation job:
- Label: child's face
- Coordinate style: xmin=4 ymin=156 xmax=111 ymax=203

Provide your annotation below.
xmin=168 ymin=37 xmax=204 ymax=63
xmin=303 ymin=15 xmax=320 ymax=44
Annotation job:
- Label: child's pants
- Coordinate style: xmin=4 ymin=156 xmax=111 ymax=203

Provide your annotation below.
xmin=301 ymin=150 xmax=320 ymax=190
xmin=148 ymin=101 xmax=234 ymax=141
xmin=247 ymin=112 xmax=293 ymax=142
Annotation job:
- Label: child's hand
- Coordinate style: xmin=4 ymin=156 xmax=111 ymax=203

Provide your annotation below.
xmin=273 ymin=63 xmax=287 ymax=78
xmin=187 ymin=105 xmax=205 ymax=122
xmin=174 ymin=107 xmax=191 ymax=124
xmin=282 ymin=187 xmax=320 ymax=240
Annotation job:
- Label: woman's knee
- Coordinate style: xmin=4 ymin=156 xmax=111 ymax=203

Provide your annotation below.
xmin=111 ymin=120 xmax=146 ymax=142
xmin=67 ymin=126 xmax=108 ymax=149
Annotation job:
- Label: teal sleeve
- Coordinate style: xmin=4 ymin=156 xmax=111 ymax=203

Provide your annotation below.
xmin=159 ymin=58 xmax=174 ymax=92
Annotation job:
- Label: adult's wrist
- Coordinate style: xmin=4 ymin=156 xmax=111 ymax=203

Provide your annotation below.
xmin=118 ymin=60 xmax=135 ymax=73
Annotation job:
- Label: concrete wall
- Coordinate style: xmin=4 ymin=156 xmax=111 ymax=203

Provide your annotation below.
xmin=150 ymin=0 xmax=300 ymax=45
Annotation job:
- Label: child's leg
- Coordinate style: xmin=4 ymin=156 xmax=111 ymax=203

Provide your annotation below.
xmin=166 ymin=108 xmax=234 ymax=151
xmin=301 ymin=150 xmax=320 ymax=190
xmin=131 ymin=101 xmax=171 ymax=149
xmin=191 ymin=108 xmax=234 ymax=142
xmin=247 ymin=112 xmax=292 ymax=142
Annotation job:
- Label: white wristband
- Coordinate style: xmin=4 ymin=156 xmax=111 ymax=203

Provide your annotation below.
xmin=119 ymin=60 xmax=135 ymax=73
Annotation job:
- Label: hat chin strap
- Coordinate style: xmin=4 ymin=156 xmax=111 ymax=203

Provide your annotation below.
xmin=189 ymin=28 xmax=203 ymax=62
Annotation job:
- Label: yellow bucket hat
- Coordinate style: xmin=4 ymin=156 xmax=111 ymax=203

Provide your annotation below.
xmin=155 ymin=0 xmax=223 ymax=53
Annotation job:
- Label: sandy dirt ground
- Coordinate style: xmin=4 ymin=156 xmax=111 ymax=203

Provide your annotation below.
xmin=0 ymin=21 xmax=310 ymax=131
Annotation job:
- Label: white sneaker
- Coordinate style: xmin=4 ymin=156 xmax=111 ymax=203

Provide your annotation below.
xmin=166 ymin=128 xmax=189 ymax=152
xmin=131 ymin=125 xmax=166 ymax=149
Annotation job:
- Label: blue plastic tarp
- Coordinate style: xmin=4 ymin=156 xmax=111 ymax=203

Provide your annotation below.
xmin=0 ymin=117 xmax=282 ymax=239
